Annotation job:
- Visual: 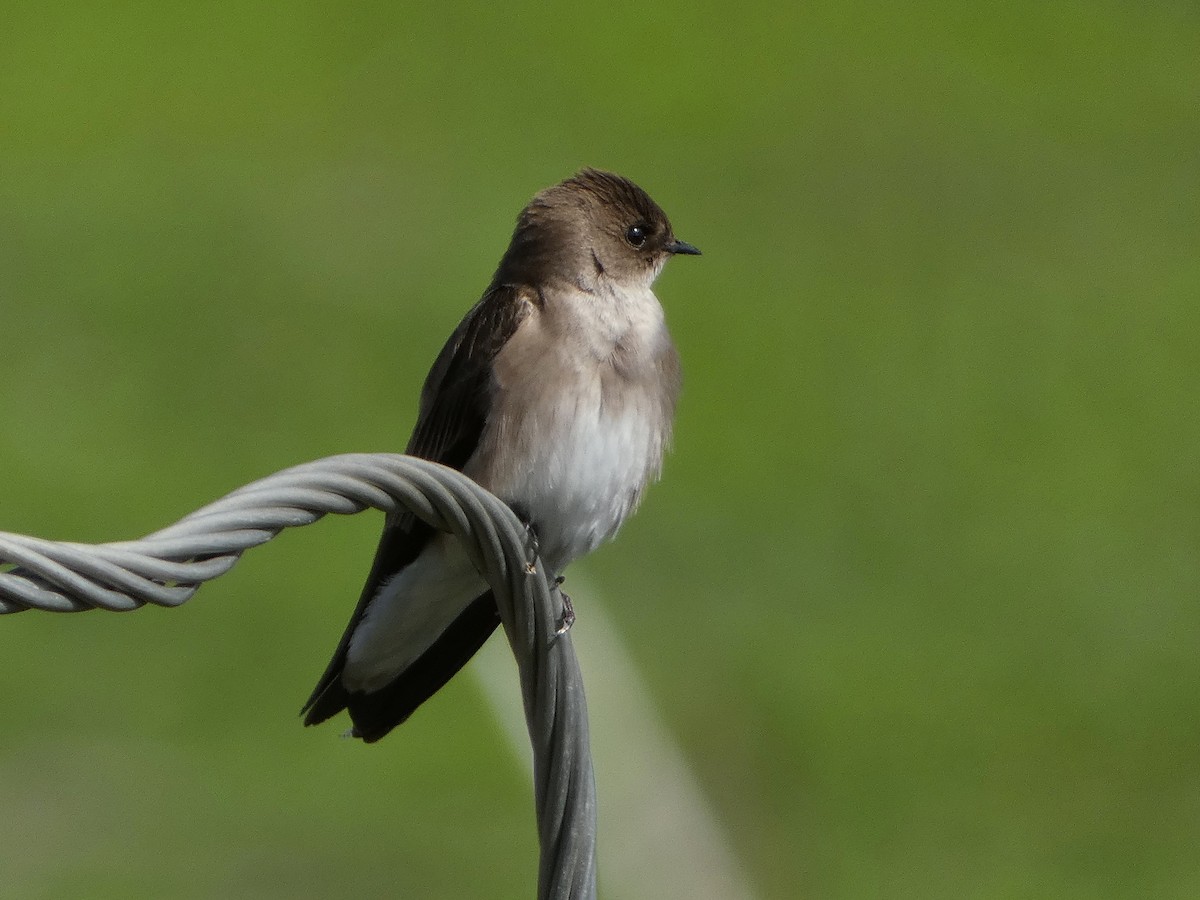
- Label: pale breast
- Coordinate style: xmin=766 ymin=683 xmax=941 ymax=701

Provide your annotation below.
xmin=467 ymin=284 xmax=679 ymax=574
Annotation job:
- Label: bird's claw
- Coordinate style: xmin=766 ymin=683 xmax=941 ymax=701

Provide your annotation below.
xmin=555 ymin=579 xmax=575 ymax=635
xmin=524 ymin=520 xmax=540 ymax=573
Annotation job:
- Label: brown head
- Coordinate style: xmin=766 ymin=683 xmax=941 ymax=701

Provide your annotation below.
xmin=494 ymin=168 xmax=700 ymax=290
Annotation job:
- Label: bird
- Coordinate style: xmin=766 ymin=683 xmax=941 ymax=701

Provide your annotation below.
xmin=301 ymin=168 xmax=699 ymax=742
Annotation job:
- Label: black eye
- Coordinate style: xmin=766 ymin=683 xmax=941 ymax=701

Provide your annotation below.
xmin=625 ymin=223 xmax=649 ymax=248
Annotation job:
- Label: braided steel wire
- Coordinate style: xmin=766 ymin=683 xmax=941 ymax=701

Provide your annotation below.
xmin=0 ymin=453 xmax=597 ymax=900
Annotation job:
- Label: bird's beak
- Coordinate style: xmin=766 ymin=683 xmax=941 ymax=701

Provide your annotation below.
xmin=665 ymin=239 xmax=702 ymax=256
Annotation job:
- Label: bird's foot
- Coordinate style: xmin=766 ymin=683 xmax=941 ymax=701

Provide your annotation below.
xmin=523 ymin=520 xmax=540 ymax=574
xmin=555 ymin=577 xmax=575 ymax=634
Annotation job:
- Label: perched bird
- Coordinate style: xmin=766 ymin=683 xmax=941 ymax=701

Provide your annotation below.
xmin=302 ymin=169 xmax=699 ymax=742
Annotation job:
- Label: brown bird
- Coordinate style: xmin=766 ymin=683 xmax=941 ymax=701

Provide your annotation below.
xmin=302 ymin=169 xmax=699 ymax=742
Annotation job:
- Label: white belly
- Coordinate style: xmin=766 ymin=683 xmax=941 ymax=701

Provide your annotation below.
xmin=496 ymin=392 xmax=662 ymax=574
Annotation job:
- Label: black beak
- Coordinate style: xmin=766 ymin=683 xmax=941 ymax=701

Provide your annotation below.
xmin=666 ymin=239 xmax=702 ymax=256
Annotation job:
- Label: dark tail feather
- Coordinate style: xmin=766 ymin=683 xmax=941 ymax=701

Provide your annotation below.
xmin=303 ymin=592 xmax=502 ymax=743
xmin=302 ymin=669 xmax=352 ymax=729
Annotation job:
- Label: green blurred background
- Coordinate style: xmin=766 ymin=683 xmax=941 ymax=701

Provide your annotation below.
xmin=3 ymin=3 xmax=1198 ymax=898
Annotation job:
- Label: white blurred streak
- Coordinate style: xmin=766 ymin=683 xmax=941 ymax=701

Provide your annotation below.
xmin=475 ymin=580 xmax=759 ymax=900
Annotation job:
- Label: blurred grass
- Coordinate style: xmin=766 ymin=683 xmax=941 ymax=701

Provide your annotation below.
xmin=2 ymin=2 xmax=1199 ymax=898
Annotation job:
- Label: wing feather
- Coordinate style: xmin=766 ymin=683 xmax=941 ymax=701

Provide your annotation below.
xmin=302 ymin=285 xmax=532 ymax=729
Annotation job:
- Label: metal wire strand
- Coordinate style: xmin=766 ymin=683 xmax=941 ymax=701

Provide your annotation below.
xmin=0 ymin=453 xmax=597 ymax=900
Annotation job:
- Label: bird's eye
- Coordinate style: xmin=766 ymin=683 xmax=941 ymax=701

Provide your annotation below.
xmin=625 ymin=223 xmax=649 ymax=248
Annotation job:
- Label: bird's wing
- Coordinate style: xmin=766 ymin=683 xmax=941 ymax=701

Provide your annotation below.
xmin=405 ymin=283 xmax=536 ymax=467
xmin=301 ymin=284 xmax=534 ymax=731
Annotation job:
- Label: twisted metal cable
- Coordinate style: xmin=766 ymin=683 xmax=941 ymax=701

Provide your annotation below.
xmin=0 ymin=453 xmax=597 ymax=900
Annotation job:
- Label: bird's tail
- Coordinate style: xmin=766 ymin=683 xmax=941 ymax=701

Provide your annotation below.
xmin=301 ymin=592 xmax=501 ymax=742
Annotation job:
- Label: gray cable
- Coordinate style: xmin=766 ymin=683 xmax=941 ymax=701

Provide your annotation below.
xmin=0 ymin=453 xmax=597 ymax=900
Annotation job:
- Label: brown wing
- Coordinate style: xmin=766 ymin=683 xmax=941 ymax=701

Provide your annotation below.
xmin=405 ymin=284 xmax=534 ymax=466
xmin=301 ymin=285 xmax=533 ymax=734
